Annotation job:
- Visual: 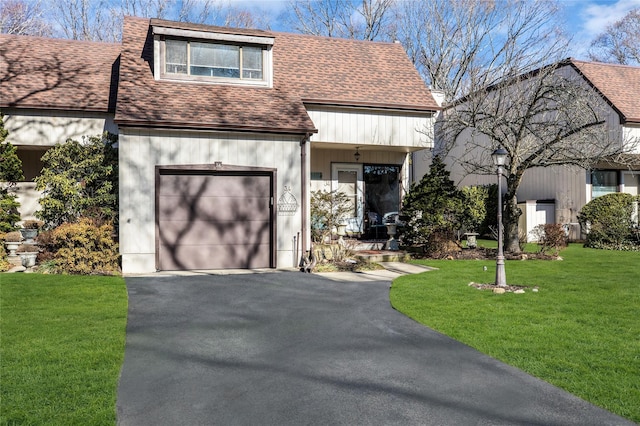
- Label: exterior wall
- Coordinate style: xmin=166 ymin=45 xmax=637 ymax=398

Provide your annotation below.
xmin=119 ymin=128 xmax=304 ymax=274
xmin=516 ymin=166 xmax=587 ymax=225
xmin=306 ymin=106 xmax=434 ymax=149
xmin=2 ymin=108 xmax=117 ymax=146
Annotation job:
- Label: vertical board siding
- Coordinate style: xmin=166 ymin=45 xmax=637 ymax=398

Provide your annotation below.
xmin=3 ymin=109 xmax=117 ymax=146
xmin=306 ymin=106 xmax=433 ymax=149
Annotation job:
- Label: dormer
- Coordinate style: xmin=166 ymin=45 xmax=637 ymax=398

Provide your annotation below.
xmin=151 ymin=20 xmax=274 ymax=88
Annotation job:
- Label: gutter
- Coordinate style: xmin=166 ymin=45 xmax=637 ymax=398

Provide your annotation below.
xmin=300 ymin=132 xmax=312 ymax=259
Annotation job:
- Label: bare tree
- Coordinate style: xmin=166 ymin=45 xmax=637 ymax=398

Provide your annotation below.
xmin=588 ymin=7 xmax=640 ymax=66
xmin=49 ymin=0 xmax=268 ymax=42
xmin=391 ymin=0 xmax=567 ymax=104
xmin=441 ymin=61 xmax=638 ymax=253
xmin=285 ymin=0 xmax=394 ymax=40
xmin=0 ymin=0 xmax=52 ymax=36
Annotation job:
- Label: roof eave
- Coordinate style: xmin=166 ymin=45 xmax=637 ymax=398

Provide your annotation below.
xmin=302 ymin=99 xmax=440 ymax=113
xmin=114 ymin=118 xmax=318 ymax=135
xmin=0 ymin=103 xmax=113 ymax=114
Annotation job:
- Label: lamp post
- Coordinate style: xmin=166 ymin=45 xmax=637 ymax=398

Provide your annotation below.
xmin=491 ymin=147 xmax=508 ymax=287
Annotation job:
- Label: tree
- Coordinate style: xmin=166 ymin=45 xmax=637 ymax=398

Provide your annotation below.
xmin=0 ymin=0 xmax=52 ymax=36
xmin=34 ymin=133 xmax=118 ymax=229
xmin=0 ymin=112 xmax=23 ymax=232
xmin=589 ymin=8 xmax=640 ymax=66
xmin=284 ymin=0 xmax=394 ymax=41
xmin=401 ymin=156 xmax=468 ymax=251
xmin=390 ymin=0 xmax=567 ymax=104
xmin=441 ymin=60 xmax=639 ymax=253
xmin=50 ymin=0 xmax=267 ymax=42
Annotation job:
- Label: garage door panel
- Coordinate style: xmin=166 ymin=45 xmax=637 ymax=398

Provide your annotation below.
xmin=158 ymin=195 xmax=270 ymax=222
xmin=159 ymin=219 xmax=270 ymax=245
xmin=159 ymin=174 xmax=270 ymax=197
xmin=159 ymin=243 xmax=271 ymax=270
xmin=157 ymin=170 xmax=274 ymax=270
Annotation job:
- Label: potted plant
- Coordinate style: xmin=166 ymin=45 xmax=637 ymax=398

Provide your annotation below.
xmin=3 ymin=231 xmax=22 ymax=257
xmin=20 ymin=219 xmax=43 ymax=243
xmin=17 ymin=244 xmax=39 ymax=268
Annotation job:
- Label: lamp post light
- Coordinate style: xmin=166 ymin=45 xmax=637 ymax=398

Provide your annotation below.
xmin=491 ymin=147 xmax=508 ymax=287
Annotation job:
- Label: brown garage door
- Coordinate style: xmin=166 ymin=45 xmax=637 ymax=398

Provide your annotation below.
xmin=157 ymin=169 xmax=274 ymax=270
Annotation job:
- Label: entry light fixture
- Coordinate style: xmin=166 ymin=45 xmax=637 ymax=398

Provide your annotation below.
xmin=354 ymin=147 xmax=361 ymax=162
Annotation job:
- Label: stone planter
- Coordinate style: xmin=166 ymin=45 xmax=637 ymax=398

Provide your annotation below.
xmin=5 ymin=242 xmax=20 ymax=257
xmin=20 ymin=228 xmax=38 ymax=243
xmin=385 ymin=224 xmax=399 ymax=251
xmin=336 ymin=224 xmax=347 ymax=244
xmin=19 ymin=252 xmax=38 ymax=268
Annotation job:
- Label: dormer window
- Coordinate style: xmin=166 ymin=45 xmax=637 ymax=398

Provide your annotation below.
xmin=164 ymin=39 xmax=264 ymax=80
xmin=153 ymin=24 xmax=273 ymax=87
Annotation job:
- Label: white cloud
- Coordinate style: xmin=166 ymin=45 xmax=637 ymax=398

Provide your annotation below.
xmin=580 ymin=0 xmax=640 ymax=33
xmin=563 ymin=0 xmax=640 ymax=59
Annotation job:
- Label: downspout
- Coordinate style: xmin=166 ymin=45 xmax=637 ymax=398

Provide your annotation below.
xmin=300 ymin=132 xmax=312 ymax=257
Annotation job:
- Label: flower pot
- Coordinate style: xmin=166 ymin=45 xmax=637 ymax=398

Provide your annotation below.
xmin=5 ymin=242 xmax=19 ymax=257
xmin=20 ymin=228 xmax=38 ymax=243
xmin=19 ymin=252 xmax=38 ymax=268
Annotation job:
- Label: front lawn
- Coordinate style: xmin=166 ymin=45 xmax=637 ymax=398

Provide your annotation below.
xmin=390 ymin=244 xmax=640 ymax=423
xmin=0 ymin=274 xmax=128 ymax=425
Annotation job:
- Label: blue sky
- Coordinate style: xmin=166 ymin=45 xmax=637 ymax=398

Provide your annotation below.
xmin=561 ymin=0 xmax=640 ymax=58
xmin=229 ymin=0 xmax=640 ymax=60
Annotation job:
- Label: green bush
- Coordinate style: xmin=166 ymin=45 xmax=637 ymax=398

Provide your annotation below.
xmin=48 ymin=218 xmax=120 ymax=275
xmin=578 ymin=193 xmax=639 ymax=250
xmin=0 ymin=112 xmax=24 ymax=232
xmin=35 ymin=133 xmax=118 ymax=229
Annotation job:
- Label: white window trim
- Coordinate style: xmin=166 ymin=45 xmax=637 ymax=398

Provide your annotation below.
xmin=152 ymin=27 xmax=273 ymax=88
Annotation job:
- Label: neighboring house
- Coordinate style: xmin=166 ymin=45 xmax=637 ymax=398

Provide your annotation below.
xmin=442 ymin=59 xmax=640 ymax=241
xmin=0 ymin=16 xmax=439 ymax=273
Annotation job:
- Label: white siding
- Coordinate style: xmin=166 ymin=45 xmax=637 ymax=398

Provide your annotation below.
xmin=119 ymin=128 xmax=303 ymax=274
xmin=623 ymin=124 xmax=640 ymax=154
xmin=306 ymin=106 xmax=434 ymax=149
xmin=3 ymin=109 xmax=117 ymax=146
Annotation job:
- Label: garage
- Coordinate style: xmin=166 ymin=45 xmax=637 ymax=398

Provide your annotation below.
xmin=156 ymin=165 xmax=276 ymax=271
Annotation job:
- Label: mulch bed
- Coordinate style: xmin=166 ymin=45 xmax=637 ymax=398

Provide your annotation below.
xmin=410 ymin=246 xmax=560 ymax=261
xmin=468 ymin=282 xmax=539 ymax=293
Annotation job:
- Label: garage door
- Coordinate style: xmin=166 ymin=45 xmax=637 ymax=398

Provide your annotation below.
xmin=157 ymin=170 xmax=274 ymax=270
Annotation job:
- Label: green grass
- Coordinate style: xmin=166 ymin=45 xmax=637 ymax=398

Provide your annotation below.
xmin=0 ymin=274 xmax=128 ymax=425
xmin=390 ymin=243 xmax=640 ymax=423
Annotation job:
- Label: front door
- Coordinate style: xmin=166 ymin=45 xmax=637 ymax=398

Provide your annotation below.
xmin=332 ymin=163 xmax=364 ymax=234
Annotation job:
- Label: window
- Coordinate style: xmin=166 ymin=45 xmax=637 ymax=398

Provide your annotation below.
xmin=162 ymin=38 xmax=265 ymax=82
xmin=591 ymin=170 xmax=618 ymax=198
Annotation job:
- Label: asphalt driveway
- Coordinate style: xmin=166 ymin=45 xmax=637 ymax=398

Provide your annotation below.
xmin=117 ymin=270 xmax=632 ymax=425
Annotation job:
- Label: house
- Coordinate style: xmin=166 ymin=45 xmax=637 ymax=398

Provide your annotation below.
xmin=441 ymin=59 xmax=640 ymax=241
xmin=0 ymin=17 xmax=439 ymax=273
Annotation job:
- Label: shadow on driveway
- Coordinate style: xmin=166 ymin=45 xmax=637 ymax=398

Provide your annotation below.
xmin=117 ymin=271 xmax=632 ymax=425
